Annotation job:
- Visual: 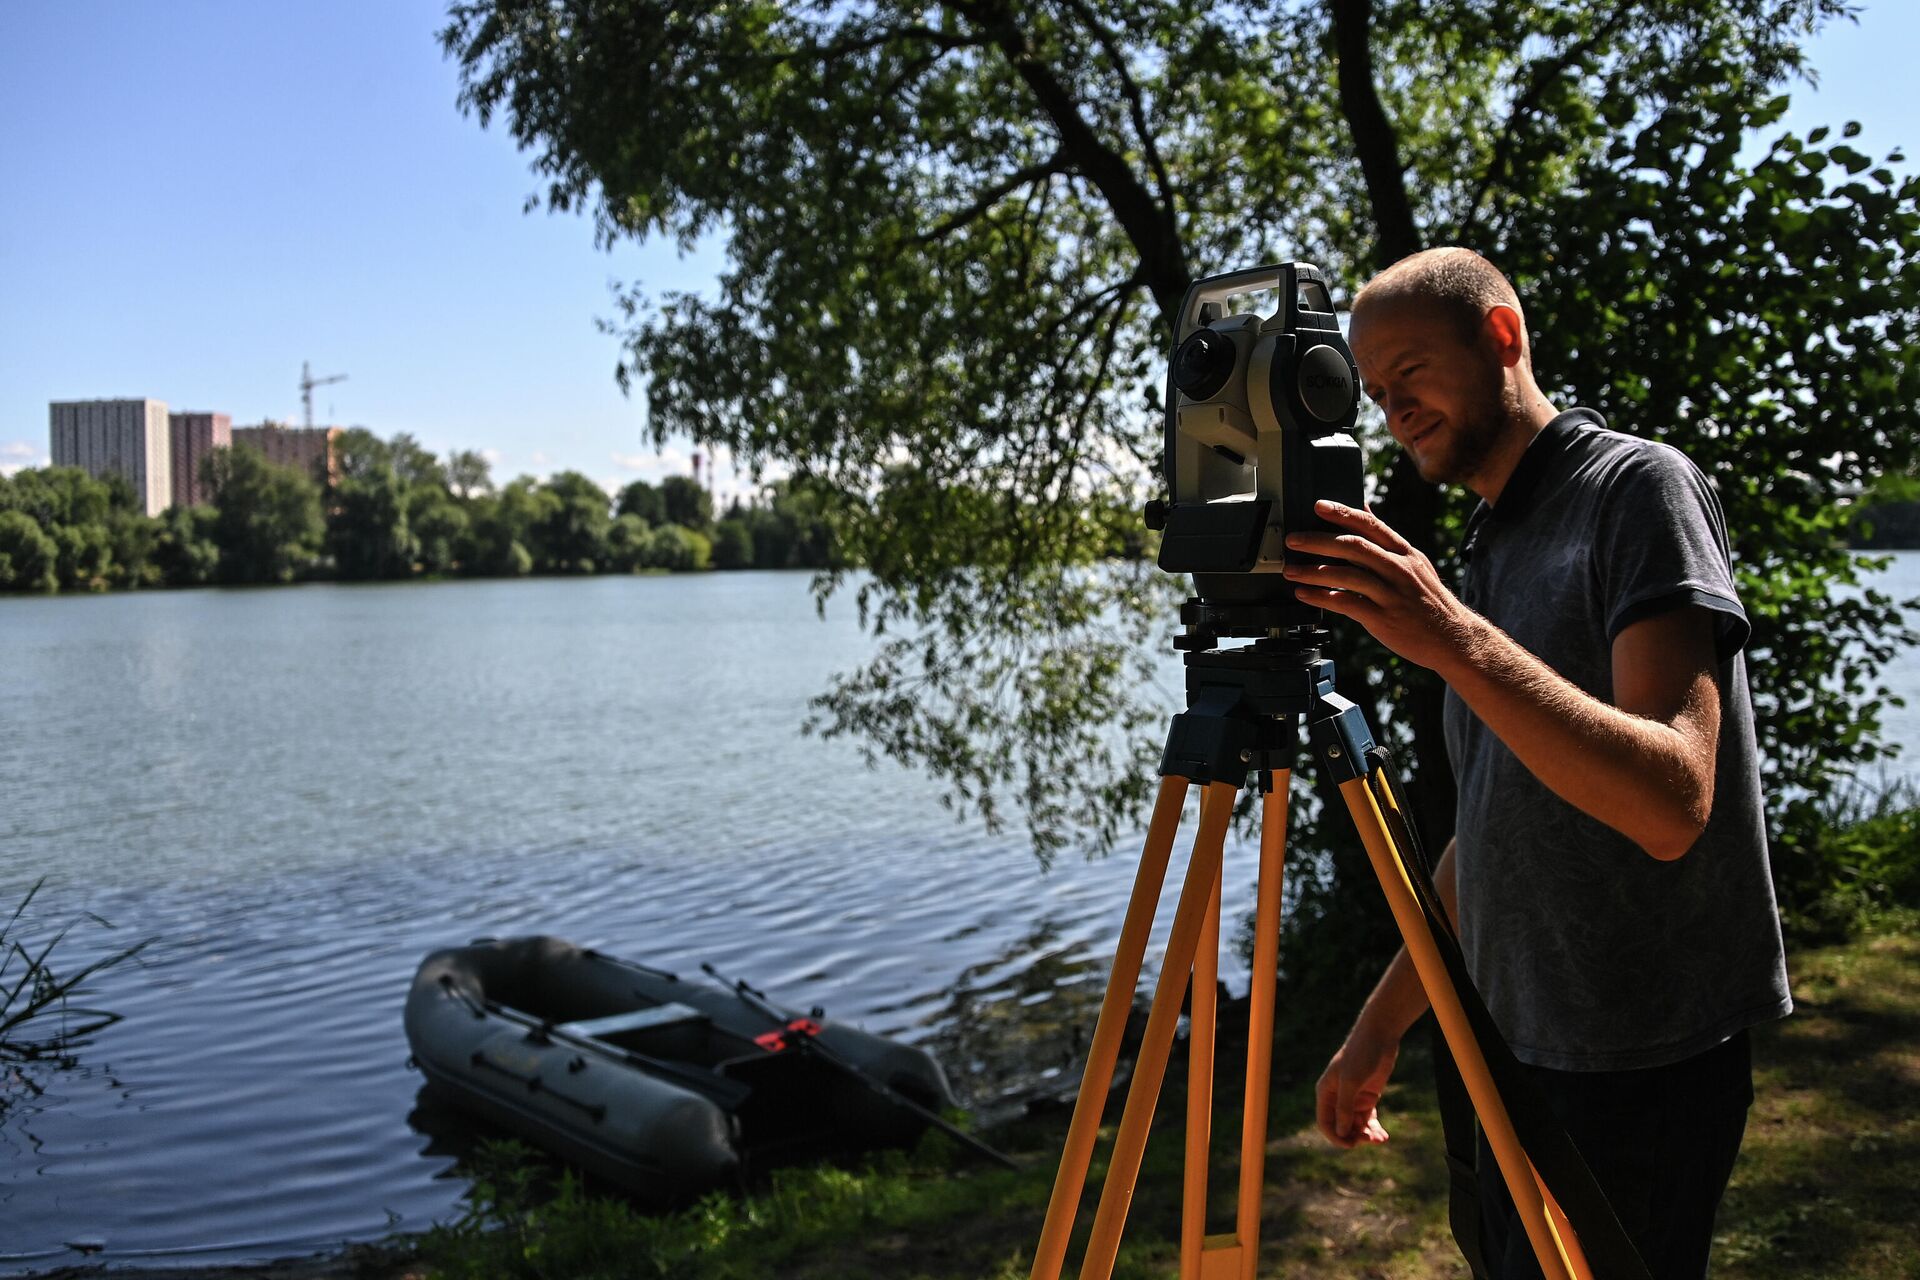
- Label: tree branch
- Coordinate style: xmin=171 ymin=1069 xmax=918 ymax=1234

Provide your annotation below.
xmin=717 ymin=23 xmax=993 ymax=67
xmin=916 ymin=150 xmax=1069 ymax=243
xmin=1326 ymin=0 xmax=1451 ymax=847
xmin=954 ymin=0 xmax=1189 ymax=329
xmin=1462 ymin=8 xmax=1635 ymax=240
xmin=1330 ymin=0 xmax=1421 ymax=266
xmin=1055 ymin=0 xmax=1181 ymax=219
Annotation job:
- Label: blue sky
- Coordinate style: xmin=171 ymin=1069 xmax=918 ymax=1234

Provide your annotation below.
xmin=2 ymin=2 xmax=1915 ymax=499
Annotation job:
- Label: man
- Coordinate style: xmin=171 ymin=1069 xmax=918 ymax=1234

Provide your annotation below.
xmin=1289 ymin=247 xmax=1791 ymax=1279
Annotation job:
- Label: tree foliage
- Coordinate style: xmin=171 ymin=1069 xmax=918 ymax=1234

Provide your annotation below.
xmin=443 ymin=0 xmax=1919 ymax=918
xmin=0 ymin=437 xmax=838 ymax=594
xmin=203 ymin=444 xmax=326 ymax=584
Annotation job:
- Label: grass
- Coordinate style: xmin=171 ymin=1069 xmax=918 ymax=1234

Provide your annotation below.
xmin=397 ymin=910 xmax=1920 ymax=1279
xmin=403 ymin=1010 xmax=1464 ymax=1279
xmin=1715 ymin=910 xmax=1920 ymax=1279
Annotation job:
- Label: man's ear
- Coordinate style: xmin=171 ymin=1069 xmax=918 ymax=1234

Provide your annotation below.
xmin=1481 ymin=304 xmax=1527 ymax=369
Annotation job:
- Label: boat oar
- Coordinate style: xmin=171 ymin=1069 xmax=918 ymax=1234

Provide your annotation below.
xmin=699 ymin=962 xmax=1017 ymax=1170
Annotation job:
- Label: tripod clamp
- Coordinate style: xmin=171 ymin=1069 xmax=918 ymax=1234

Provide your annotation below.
xmin=1159 ymin=633 xmax=1376 ymax=788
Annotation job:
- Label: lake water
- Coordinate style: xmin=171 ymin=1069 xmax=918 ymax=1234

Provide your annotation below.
xmin=2 ymin=557 xmax=1916 ymax=1272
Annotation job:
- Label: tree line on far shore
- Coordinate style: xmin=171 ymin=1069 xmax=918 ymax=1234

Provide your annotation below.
xmin=1852 ymin=473 xmax=1920 ymax=551
xmin=0 ymin=428 xmax=841 ymax=592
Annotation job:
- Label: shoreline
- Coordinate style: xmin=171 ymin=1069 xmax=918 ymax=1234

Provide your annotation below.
xmin=21 ymin=1243 xmax=420 ymax=1280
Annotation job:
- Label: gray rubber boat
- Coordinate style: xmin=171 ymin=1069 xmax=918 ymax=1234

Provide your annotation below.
xmin=404 ymin=935 xmax=957 ymax=1201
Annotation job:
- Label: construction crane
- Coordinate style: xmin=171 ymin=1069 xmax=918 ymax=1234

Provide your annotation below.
xmin=300 ymin=360 xmax=348 ymax=429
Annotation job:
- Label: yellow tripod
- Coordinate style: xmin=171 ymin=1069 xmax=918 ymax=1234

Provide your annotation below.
xmin=1028 ymin=627 xmax=1599 ymax=1280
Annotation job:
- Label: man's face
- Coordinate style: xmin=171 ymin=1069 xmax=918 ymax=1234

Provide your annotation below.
xmin=1349 ymin=297 xmax=1507 ymax=488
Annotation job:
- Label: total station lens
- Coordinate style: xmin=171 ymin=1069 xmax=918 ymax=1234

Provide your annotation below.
xmin=1172 ymin=329 xmax=1236 ymax=401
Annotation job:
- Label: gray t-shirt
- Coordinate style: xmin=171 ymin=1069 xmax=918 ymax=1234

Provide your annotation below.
xmin=1443 ymin=408 xmax=1792 ymax=1072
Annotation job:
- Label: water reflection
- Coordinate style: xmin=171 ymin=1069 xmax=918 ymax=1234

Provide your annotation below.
xmin=913 ymin=915 xmax=1145 ymax=1125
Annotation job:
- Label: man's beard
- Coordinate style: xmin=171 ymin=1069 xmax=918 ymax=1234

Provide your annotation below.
xmin=1419 ymin=377 xmax=1509 ymax=488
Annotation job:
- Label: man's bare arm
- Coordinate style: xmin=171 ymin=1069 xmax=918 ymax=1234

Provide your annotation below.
xmin=1284 ymin=501 xmax=1721 ymax=861
xmin=1440 ymin=604 xmax=1721 ymax=860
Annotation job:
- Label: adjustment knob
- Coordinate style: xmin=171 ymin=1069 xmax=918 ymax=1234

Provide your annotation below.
xmin=1143 ymin=498 xmax=1168 ymax=531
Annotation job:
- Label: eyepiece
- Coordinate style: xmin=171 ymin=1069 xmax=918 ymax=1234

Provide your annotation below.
xmin=1171 ymin=329 xmax=1236 ymax=401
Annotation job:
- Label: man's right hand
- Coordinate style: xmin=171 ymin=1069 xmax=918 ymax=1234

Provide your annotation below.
xmin=1315 ymin=1024 xmax=1400 ymax=1148
xmin=1316 ymin=838 xmax=1456 ymax=1148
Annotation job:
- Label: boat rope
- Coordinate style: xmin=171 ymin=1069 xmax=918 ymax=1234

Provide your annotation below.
xmin=468 ymin=1050 xmax=609 ymax=1122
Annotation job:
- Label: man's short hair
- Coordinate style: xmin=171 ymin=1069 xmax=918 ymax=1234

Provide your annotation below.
xmin=1353 ymin=247 xmax=1526 ymax=353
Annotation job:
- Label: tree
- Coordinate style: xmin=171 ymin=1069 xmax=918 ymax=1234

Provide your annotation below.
xmin=607 ymin=511 xmax=653 ymax=571
xmin=616 ymin=478 xmax=666 ymax=524
xmin=467 ymin=477 xmax=556 ymax=576
xmin=0 ymin=467 xmax=133 ymax=591
xmin=659 ymin=474 xmax=713 ymax=529
xmin=203 ymin=445 xmax=325 ymax=584
xmin=644 ymin=523 xmax=711 ymax=571
xmin=152 ymin=505 xmax=220 ymax=587
xmin=330 ymin=466 xmax=418 ymax=579
xmin=711 ymin=517 xmax=756 ymax=569
xmin=448 ymin=448 xmax=495 ymax=501
xmin=534 ymin=470 xmax=613 ymax=571
xmin=444 ymin=0 xmax=1916 ymax=913
xmin=411 ymin=491 xmax=471 ymax=574
xmin=0 ymin=510 xmax=58 ymax=592
xmin=389 ymin=433 xmax=448 ymax=492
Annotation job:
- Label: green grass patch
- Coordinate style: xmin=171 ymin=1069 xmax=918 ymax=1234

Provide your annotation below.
xmin=1715 ymin=918 xmax=1920 ymax=1279
xmin=403 ymin=919 xmax=1920 ymax=1280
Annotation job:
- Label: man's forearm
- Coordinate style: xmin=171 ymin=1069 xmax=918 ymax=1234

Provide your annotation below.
xmin=1436 ymin=611 xmax=1714 ymax=860
xmin=1281 ymin=503 xmax=1719 ymax=860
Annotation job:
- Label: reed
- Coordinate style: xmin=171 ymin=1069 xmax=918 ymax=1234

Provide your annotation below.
xmin=1 ymin=877 xmax=152 ymax=1115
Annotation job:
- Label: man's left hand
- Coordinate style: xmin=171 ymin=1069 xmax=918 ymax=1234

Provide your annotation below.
xmin=1282 ymin=499 xmax=1479 ymax=672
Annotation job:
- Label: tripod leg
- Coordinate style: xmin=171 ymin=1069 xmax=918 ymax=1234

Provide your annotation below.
xmin=1030 ymin=774 xmax=1191 ymax=1280
xmin=1180 ymin=838 xmax=1224 ymax=1276
xmin=1335 ymin=775 xmax=1594 ymax=1280
xmin=1079 ymin=780 xmax=1239 ymax=1280
xmin=1234 ymin=773 xmax=1289 ymax=1280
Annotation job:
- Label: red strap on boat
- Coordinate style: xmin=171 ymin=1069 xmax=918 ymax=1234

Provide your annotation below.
xmin=755 ymin=1018 xmax=824 ymax=1052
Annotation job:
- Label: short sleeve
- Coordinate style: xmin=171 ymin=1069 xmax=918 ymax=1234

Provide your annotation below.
xmin=1594 ymin=445 xmax=1750 ymax=661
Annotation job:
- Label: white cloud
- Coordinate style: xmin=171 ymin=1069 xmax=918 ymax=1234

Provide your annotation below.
xmin=611 ymin=446 xmax=690 ymax=476
xmin=1 ymin=443 xmax=47 ymax=478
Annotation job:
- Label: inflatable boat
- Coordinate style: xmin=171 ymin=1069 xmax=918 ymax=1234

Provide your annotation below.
xmin=404 ymin=935 xmax=958 ymax=1200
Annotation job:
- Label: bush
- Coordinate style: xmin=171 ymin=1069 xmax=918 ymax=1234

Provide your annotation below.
xmin=642 ymin=524 xmax=711 ymax=572
xmin=0 ymin=510 xmax=59 ymax=592
xmin=1773 ymin=779 xmax=1920 ymax=942
xmin=606 ymin=513 xmax=652 ymax=573
xmin=711 ymin=518 xmax=755 ymax=570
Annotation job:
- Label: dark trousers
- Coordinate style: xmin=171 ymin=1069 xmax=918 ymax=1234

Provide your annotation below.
xmin=1477 ymin=1030 xmax=1754 ymax=1280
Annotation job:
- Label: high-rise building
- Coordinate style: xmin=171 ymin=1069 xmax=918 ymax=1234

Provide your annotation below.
xmin=232 ymin=422 xmax=340 ymax=488
xmin=48 ymin=399 xmax=173 ymax=516
xmin=168 ymin=411 xmax=231 ymax=509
